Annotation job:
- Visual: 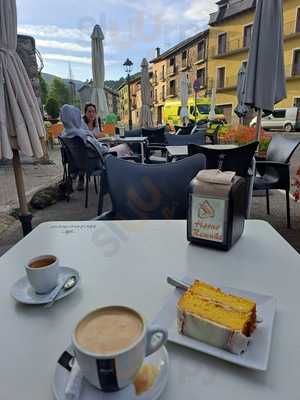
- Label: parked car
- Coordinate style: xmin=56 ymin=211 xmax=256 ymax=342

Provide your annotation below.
xmin=250 ymin=107 xmax=300 ymax=132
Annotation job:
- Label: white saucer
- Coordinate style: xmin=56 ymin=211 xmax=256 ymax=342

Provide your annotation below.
xmin=10 ymin=267 xmax=80 ymax=305
xmin=53 ymin=345 xmax=169 ymax=400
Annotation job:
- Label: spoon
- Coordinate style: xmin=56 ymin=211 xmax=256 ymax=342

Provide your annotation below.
xmin=44 ymin=275 xmax=77 ymax=308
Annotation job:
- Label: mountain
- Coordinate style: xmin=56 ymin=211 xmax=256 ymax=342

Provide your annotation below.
xmin=42 ymin=72 xmax=85 ymax=92
xmin=42 ymin=73 xmax=123 ymax=92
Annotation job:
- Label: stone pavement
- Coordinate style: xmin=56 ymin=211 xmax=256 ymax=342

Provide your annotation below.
xmin=0 ymin=147 xmax=63 ymax=213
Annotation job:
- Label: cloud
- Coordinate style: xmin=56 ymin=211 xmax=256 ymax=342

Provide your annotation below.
xmin=184 ymin=0 xmax=217 ymax=21
xmin=42 ymin=53 xmax=118 ymax=66
xmin=36 ymin=39 xmax=91 ymax=53
xmin=18 ymin=24 xmax=91 ymax=42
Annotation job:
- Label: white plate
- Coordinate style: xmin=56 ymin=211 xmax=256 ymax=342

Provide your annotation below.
xmin=153 ymin=277 xmax=276 ymax=371
xmin=53 ymin=345 xmax=169 ymax=400
xmin=10 ymin=267 xmax=80 ymax=305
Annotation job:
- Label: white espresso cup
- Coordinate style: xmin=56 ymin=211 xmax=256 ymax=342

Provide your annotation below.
xmin=72 ymin=305 xmax=168 ymax=392
xmin=25 ymin=255 xmax=59 ymax=294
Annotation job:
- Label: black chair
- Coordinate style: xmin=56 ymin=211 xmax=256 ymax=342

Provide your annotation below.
xmin=166 ymin=132 xmax=205 ymax=146
xmin=59 ymin=136 xmax=106 ymax=214
xmin=95 ymin=153 xmax=206 ymax=220
xmin=58 ymin=136 xmax=73 ymax=201
xmin=188 ymin=141 xmax=259 ymax=217
xmin=205 ymin=124 xmax=221 ymax=145
xmin=254 ymin=135 xmax=300 ymax=228
xmin=174 ymin=125 xmax=194 ymax=135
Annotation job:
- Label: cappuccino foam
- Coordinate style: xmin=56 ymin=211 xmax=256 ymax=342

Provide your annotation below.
xmin=75 ymin=307 xmax=144 ymax=355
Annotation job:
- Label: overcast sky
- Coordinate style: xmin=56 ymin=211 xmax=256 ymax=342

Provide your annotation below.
xmin=16 ymin=0 xmax=217 ymax=82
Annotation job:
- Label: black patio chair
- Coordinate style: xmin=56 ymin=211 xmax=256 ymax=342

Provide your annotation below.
xmin=253 ymin=135 xmax=300 ymax=228
xmin=166 ymin=132 xmax=205 ymax=146
xmin=205 ymin=124 xmax=221 ymax=145
xmin=59 ymin=136 xmax=106 ymax=214
xmin=174 ymin=125 xmax=195 ymax=135
xmin=58 ymin=136 xmax=73 ymax=201
xmin=188 ymin=141 xmax=259 ymax=217
xmin=95 ymin=153 xmax=206 ymax=220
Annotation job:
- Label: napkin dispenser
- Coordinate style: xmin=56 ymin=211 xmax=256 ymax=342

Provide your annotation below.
xmin=187 ymin=172 xmax=246 ymax=251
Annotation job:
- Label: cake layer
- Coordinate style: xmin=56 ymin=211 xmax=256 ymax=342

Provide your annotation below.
xmin=178 ymin=291 xmax=252 ymax=335
xmin=189 ymin=280 xmax=256 ymax=315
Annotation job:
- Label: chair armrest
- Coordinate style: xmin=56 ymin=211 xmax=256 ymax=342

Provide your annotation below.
xmin=147 ymin=144 xmax=167 ymax=150
xmin=256 ymin=161 xmax=289 ymax=183
xmin=255 ymin=161 xmax=288 ymax=167
xmin=255 ymin=155 xmax=267 ymax=162
xmin=93 ymin=210 xmax=115 ymax=220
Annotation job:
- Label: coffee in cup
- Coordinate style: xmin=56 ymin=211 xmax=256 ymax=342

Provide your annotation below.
xmin=72 ymin=306 xmax=168 ymax=392
xmin=25 ymin=255 xmax=59 ymax=294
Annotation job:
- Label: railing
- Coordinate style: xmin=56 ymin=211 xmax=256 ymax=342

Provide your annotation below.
xmin=168 ymin=65 xmax=177 ymax=76
xmin=181 ymin=58 xmax=189 ymax=69
xmin=284 ymin=19 xmax=300 ymax=37
xmin=167 ymin=86 xmax=176 ymax=97
xmin=210 ymin=37 xmax=248 ymax=58
xmin=160 ymin=92 xmax=165 ymax=101
xmin=285 ymin=64 xmax=300 ymax=78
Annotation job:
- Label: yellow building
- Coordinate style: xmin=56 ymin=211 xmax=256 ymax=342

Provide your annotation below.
xmin=150 ymin=31 xmax=209 ymax=125
xmin=208 ymin=0 xmax=300 ymax=123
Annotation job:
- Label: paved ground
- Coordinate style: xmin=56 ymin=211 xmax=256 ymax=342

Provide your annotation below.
xmin=0 ymin=132 xmax=299 ymax=257
xmin=0 ymin=147 xmax=63 ymax=213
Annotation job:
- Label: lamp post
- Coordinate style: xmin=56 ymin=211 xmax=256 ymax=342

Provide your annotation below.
xmin=123 ymin=58 xmax=133 ymax=130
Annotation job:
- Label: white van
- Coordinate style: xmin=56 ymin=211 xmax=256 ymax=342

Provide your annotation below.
xmin=250 ymin=107 xmax=300 ymax=132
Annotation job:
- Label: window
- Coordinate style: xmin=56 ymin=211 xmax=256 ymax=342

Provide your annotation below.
xmin=162 ymin=85 xmax=165 ymax=101
xmin=272 ymin=110 xmax=286 ymax=118
xmin=293 ymin=49 xmax=300 ymax=76
xmin=294 ymin=97 xmax=300 ymax=107
xmin=217 ymin=67 xmax=225 ymax=89
xmin=218 ymin=33 xmax=227 ymax=55
xmin=154 ymin=88 xmax=158 ymax=102
xmin=170 ymin=80 xmax=176 ymax=96
xmin=296 ymin=8 xmax=300 ymax=33
xmin=241 ymin=60 xmax=248 ymax=70
xmin=162 ymin=65 xmax=165 ymax=80
xmin=169 ymin=57 xmax=176 ymax=75
xmin=197 ymin=40 xmax=206 ymax=60
xmin=182 ymin=50 xmax=188 ymax=68
xmin=170 ymin=57 xmax=175 ymax=66
xmin=154 ymin=71 xmax=158 ymax=84
xmin=196 ymin=68 xmax=206 ymax=87
xmin=243 ymin=24 xmax=253 ymax=48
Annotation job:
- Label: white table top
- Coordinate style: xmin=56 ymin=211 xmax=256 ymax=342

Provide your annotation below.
xmin=0 ymin=220 xmax=299 ymax=399
xmin=98 ymin=136 xmax=148 ymax=143
xmin=166 ymin=144 xmax=237 ymax=156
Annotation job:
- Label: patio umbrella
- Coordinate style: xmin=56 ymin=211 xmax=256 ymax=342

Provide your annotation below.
xmin=179 ymin=72 xmax=189 ymax=126
xmin=208 ymin=86 xmax=217 ymax=121
xmin=91 ymin=25 xmax=108 ymax=120
xmin=0 ymin=0 xmax=45 ymax=235
xmin=244 ymin=0 xmax=286 ymax=140
xmin=139 ymin=58 xmax=153 ymax=128
xmin=234 ymin=64 xmax=250 ymax=122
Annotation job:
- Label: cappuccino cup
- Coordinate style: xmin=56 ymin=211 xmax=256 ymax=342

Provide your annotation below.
xmin=72 ymin=305 xmax=168 ymax=392
xmin=25 ymin=255 xmax=59 ymax=294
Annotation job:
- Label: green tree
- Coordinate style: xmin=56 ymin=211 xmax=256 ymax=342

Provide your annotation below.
xmin=39 ymin=74 xmax=48 ymax=105
xmin=49 ymin=77 xmax=71 ymax=107
xmin=45 ymin=97 xmax=60 ymax=119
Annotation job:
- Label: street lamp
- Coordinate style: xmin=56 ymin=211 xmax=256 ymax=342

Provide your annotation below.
xmin=123 ymin=58 xmax=133 ymax=130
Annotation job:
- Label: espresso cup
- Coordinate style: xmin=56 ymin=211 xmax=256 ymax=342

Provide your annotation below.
xmin=72 ymin=305 xmax=168 ymax=392
xmin=25 ymin=255 xmax=59 ymax=294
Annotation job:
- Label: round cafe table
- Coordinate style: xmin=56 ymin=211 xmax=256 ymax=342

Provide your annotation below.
xmin=0 ymin=220 xmax=299 ymax=399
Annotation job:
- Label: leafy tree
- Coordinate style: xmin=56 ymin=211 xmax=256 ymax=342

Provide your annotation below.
xmin=39 ymin=74 xmax=48 ymax=105
xmin=45 ymin=97 xmax=60 ymax=119
xmin=49 ymin=77 xmax=71 ymax=107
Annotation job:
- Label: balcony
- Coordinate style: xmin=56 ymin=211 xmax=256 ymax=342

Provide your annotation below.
xmin=168 ymin=64 xmax=177 ymax=76
xmin=160 ymin=92 xmax=165 ymax=102
xmin=208 ymin=76 xmax=237 ymax=92
xmin=194 ymin=50 xmax=206 ymax=65
xmin=181 ymin=58 xmax=189 ymax=70
xmin=284 ymin=19 xmax=300 ymax=39
xmin=285 ymin=64 xmax=300 ymax=79
xmin=166 ymin=87 xmax=176 ymax=98
xmin=210 ymin=37 xmax=249 ymax=58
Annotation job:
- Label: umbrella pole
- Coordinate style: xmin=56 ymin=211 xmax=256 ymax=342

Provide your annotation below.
xmin=12 ymin=149 xmax=33 ymax=236
xmin=256 ymin=109 xmax=262 ymax=141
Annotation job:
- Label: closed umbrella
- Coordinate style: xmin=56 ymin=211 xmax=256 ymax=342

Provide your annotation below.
xmin=244 ymin=0 xmax=286 ymax=140
xmin=139 ymin=58 xmax=153 ymax=128
xmin=91 ymin=25 xmax=108 ymax=121
xmin=208 ymin=86 xmax=217 ymax=121
xmin=179 ymin=72 xmax=189 ymax=126
xmin=0 ymin=0 xmax=45 ymax=235
xmin=234 ymin=64 xmax=250 ymax=122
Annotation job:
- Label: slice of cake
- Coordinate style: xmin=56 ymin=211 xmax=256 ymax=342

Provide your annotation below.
xmin=177 ymin=280 xmax=256 ymax=354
